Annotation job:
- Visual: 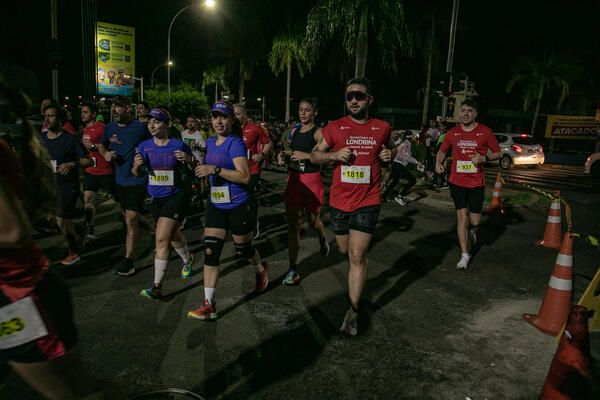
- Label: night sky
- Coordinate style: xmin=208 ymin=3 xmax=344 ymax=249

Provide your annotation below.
xmin=2 ymin=0 xmax=599 ymax=122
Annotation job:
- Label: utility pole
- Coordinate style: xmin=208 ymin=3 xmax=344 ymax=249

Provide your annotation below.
xmin=81 ymin=0 xmax=97 ymax=101
xmin=441 ymin=0 xmax=459 ymax=121
xmin=50 ymin=0 xmax=59 ymax=100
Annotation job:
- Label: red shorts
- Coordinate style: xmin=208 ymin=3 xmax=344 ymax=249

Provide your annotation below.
xmin=283 ymin=171 xmax=325 ymax=212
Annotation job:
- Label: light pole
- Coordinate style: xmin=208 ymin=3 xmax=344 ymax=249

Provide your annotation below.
xmin=151 ymin=62 xmax=172 ymax=87
xmin=257 ymin=96 xmax=265 ymax=122
xmin=441 ymin=0 xmax=459 ymax=121
xmin=125 ymin=75 xmax=144 ymax=101
xmin=167 ymin=0 xmax=216 ymax=107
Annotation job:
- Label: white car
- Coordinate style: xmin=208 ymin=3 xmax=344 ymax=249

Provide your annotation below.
xmin=490 ymin=133 xmax=545 ymax=169
xmin=585 ymin=152 xmax=600 ymax=178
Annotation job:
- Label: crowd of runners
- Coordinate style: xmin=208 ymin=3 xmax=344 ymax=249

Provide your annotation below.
xmin=0 ymin=75 xmax=501 ymax=399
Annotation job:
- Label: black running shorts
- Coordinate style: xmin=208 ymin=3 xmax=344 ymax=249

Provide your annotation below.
xmin=150 ymin=190 xmax=189 ymax=222
xmin=330 ymin=204 xmax=381 ymax=235
xmin=116 ymin=184 xmax=146 ymax=213
xmin=57 ymin=186 xmax=80 ymax=219
xmin=83 ymin=173 xmax=115 ymax=194
xmin=450 ymin=183 xmax=485 ymax=213
xmin=205 ymin=200 xmax=254 ymax=236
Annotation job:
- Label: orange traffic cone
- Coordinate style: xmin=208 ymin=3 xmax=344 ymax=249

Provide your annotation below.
xmin=538 ymin=305 xmax=592 ymax=399
xmin=483 ymin=173 xmax=503 ymax=214
xmin=523 ymin=234 xmax=573 ymax=336
xmin=535 ymin=193 xmax=563 ymax=250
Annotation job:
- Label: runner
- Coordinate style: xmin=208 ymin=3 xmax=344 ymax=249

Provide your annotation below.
xmin=40 ymin=104 xmax=92 ymax=265
xmin=97 ymin=95 xmax=151 ymax=276
xmin=80 ymin=102 xmax=114 ymax=239
xmin=0 ymin=86 xmax=126 ymax=399
xmin=382 ymin=130 xmax=423 ymax=205
xmin=436 ymin=100 xmax=501 ymax=270
xmin=281 ymin=98 xmax=329 ymax=285
xmin=132 ymin=108 xmax=196 ymax=299
xmin=311 ymin=77 xmax=395 ymax=336
xmin=233 ymin=103 xmax=272 ymax=239
xmin=181 ymin=115 xmax=207 ymax=164
xmin=187 ymin=101 xmax=269 ymax=321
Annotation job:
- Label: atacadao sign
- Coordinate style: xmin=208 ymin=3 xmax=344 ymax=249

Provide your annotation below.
xmin=96 ymin=22 xmax=135 ymax=96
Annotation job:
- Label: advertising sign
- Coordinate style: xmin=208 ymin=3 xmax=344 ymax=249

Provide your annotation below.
xmin=96 ymin=22 xmax=135 ymax=96
xmin=544 ymin=115 xmax=600 ymax=140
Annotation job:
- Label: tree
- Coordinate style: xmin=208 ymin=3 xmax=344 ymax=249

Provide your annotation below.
xmin=202 ymin=66 xmax=228 ymax=104
xmin=507 ymin=55 xmax=582 ymax=135
xmin=306 ymin=0 xmax=413 ymax=78
xmin=145 ymin=82 xmax=209 ymax=119
xmin=268 ymin=32 xmax=310 ymax=123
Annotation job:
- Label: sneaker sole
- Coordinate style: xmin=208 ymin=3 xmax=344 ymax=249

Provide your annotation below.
xmin=340 ymin=327 xmax=357 ymax=336
xmin=187 ymin=312 xmax=218 ymax=320
xmin=60 ymin=257 xmax=80 ymax=266
xmin=282 ymin=277 xmax=300 ymax=286
xmin=140 ymin=291 xmax=161 ymax=300
xmin=115 ymin=268 xmax=135 ymax=276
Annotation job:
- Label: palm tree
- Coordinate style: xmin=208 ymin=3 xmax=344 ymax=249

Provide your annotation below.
xmin=507 ymin=55 xmax=581 ymax=135
xmin=202 ymin=66 xmax=228 ymax=104
xmin=306 ymin=0 xmax=413 ymax=78
xmin=268 ymin=32 xmax=310 ymax=123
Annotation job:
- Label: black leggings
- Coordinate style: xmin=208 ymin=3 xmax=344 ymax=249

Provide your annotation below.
xmin=383 ymin=163 xmax=416 ymax=199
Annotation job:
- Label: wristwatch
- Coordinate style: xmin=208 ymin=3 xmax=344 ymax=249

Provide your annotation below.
xmin=213 ymin=166 xmax=222 ymax=175
xmin=90 ymin=143 xmax=96 ymax=151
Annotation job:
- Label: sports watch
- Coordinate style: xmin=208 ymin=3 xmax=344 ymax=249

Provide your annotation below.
xmin=213 ymin=166 xmax=222 ymax=175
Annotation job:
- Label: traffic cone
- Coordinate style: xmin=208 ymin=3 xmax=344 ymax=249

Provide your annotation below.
xmin=538 ymin=305 xmax=592 ymax=399
xmin=523 ymin=234 xmax=573 ymax=336
xmin=535 ymin=193 xmax=563 ymax=250
xmin=483 ymin=173 xmax=503 ymax=214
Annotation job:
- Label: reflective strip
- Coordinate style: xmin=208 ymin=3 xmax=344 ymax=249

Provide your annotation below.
xmin=551 ymin=202 xmax=561 ymax=210
xmin=493 ymin=191 xmax=502 ymax=197
xmin=494 ymin=182 xmax=502 ymax=187
xmin=548 ymin=276 xmax=572 ymax=291
xmin=555 ymin=253 xmax=573 ymax=267
xmin=547 ymin=216 xmax=561 ymax=223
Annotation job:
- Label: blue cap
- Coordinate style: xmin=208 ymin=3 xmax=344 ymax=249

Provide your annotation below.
xmin=210 ymin=101 xmax=234 ymax=117
xmin=148 ymin=108 xmax=170 ymax=122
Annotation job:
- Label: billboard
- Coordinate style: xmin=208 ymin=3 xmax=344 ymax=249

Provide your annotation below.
xmin=544 ymin=115 xmax=600 ymax=140
xmin=96 ymin=22 xmax=135 ymax=96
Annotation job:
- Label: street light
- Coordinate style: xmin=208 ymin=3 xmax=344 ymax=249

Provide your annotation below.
xmin=125 ymin=74 xmax=144 ymax=101
xmin=167 ymin=0 xmax=217 ymax=107
xmin=257 ymin=96 xmax=265 ymax=122
xmin=151 ymin=62 xmax=172 ymax=87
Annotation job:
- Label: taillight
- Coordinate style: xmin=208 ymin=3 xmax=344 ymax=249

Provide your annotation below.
xmin=539 ymin=145 xmax=543 ymax=153
xmin=511 ymin=145 xmax=522 ymax=153
xmin=521 ymin=134 xmax=527 ymax=137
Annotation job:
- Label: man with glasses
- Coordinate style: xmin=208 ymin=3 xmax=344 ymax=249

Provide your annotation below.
xmin=311 ymin=77 xmax=395 ymax=336
xmin=97 ymin=95 xmax=151 ymax=276
xmin=40 ymin=104 xmax=92 ymax=264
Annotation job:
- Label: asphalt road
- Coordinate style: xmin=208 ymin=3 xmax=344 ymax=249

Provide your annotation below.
xmin=2 ymin=166 xmax=599 ymax=400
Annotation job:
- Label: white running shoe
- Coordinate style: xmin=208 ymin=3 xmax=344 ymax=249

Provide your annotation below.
xmin=394 ymin=196 xmax=408 ymax=206
xmin=340 ymin=308 xmax=358 ymax=336
xmin=456 ymin=253 xmax=471 ymax=270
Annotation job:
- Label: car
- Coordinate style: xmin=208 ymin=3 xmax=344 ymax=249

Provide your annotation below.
xmin=489 ymin=133 xmax=545 ymax=169
xmin=584 ymin=152 xmax=600 ymax=178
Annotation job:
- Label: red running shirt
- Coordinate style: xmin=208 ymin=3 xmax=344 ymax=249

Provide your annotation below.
xmin=242 ymin=122 xmax=270 ymax=175
xmin=439 ymin=123 xmax=500 ymax=188
xmin=82 ymin=122 xmax=114 ymax=175
xmin=322 ymin=116 xmax=392 ymax=212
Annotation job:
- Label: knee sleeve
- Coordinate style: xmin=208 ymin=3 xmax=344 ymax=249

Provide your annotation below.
xmin=204 ymin=236 xmax=224 ymax=266
xmin=234 ymin=241 xmax=255 ymax=259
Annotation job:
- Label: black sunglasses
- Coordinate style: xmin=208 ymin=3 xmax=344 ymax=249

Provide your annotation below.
xmin=345 ymin=91 xmax=368 ymax=101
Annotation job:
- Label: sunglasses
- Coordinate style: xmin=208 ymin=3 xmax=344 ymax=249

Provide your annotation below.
xmin=345 ymin=91 xmax=368 ymax=101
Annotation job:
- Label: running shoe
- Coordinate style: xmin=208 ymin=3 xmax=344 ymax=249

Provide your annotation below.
xmin=60 ymin=251 xmax=80 ymax=265
xmin=456 ymin=253 xmax=471 ymax=270
xmin=86 ymin=226 xmax=96 ymax=240
xmin=187 ymin=299 xmax=218 ymax=320
xmin=440 ymin=184 xmax=450 ymax=190
xmin=115 ymin=258 xmax=135 ymax=276
xmin=140 ymin=283 xmax=162 ymax=299
xmin=255 ymin=261 xmax=269 ymax=292
xmin=252 ymin=221 xmax=260 ymax=240
xmin=340 ymin=307 xmax=358 ymax=336
xmin=394 ymin=195 xmax=408 ymax=206
xmin=282 ymin=269 xmax=300 ymax=286
xmin=181 ymin=253 xmax=195 ymax=278
xmin=319 ymin=234 xmax=330 ymax=257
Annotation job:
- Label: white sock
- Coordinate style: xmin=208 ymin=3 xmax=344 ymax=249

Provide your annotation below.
xmin=204 ymin=287 xmax=216 ymax=304
xmin=461 ymin=252 xmax=470 ymax=260
xmin=255 ymin=258 xmax=264 ymax=273
xmin=174 ymin=246 xmax=190 ymax=263
xmin=154 ymin=259 xmax=168 ymax=285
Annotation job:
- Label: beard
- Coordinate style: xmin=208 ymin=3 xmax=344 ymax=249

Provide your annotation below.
xmin=348 ymin=104 xmax=368 ymax=120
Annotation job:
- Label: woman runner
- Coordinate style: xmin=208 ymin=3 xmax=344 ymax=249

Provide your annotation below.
xmin=133 ymin=108 xmax=196 ymax=299
xmin=281 ymin=98 xmax=329 ymax=285
xmin=188 ymin=101 xmax=269 ymax=321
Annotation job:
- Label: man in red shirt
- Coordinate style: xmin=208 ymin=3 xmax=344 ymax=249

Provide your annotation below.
xmin=234 ymin=104 xmax=272 ymax=238
xmin=80 ymin=102 xmax=114 ymax=238
xmin=311 ymin=77 xmax=396 ymax=336
xmin=436 ymin=100 xmax=501 ymax=270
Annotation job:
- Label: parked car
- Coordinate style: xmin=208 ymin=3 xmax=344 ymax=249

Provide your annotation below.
xmin=584 ymin=152 xmax=600 ymax=178
xmin=488 ymin=133 xmax=545 ymax=169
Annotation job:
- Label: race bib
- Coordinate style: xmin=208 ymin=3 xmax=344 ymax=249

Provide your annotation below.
xmin=211 ymin=185 xmax=231 ymax=204
xmin=0 ymin=296 xmax=48 ymax=350
xmin=457 ymin=160 xmax=477 ymax=173
xmin=341 ymin=165 xmax=370 ymax=184
xmin=149 ymin=170 xmax=174 ymax=186
xmin=50 ymin=160 xmax=57 ymax=173
xmin=91 ymin=157 xmax=97 ymax=168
